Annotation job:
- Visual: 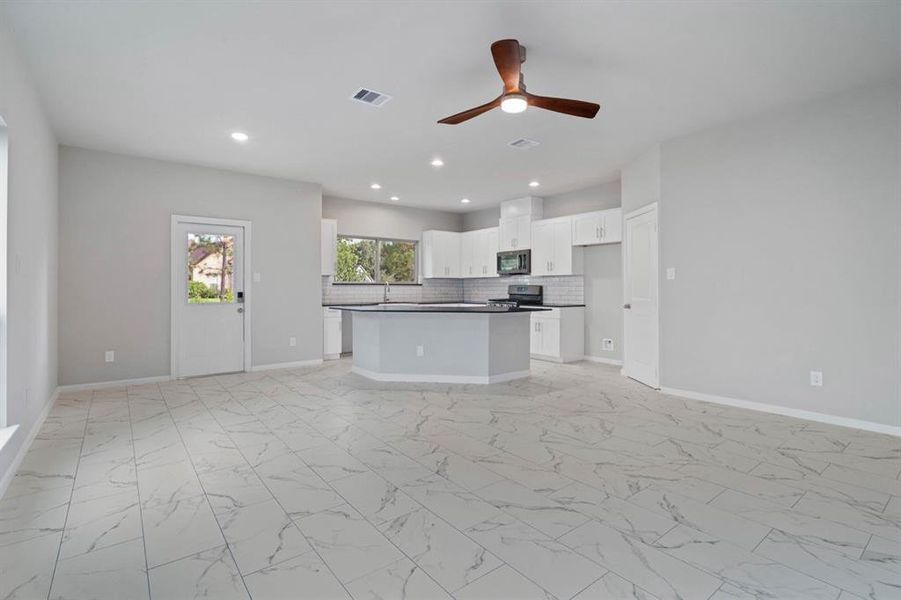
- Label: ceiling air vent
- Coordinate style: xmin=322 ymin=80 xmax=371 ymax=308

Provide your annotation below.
xmin=509 ymin=137 xmax=540 ymax=150
xmin=350 ymin=88 xmax=393 ymax=107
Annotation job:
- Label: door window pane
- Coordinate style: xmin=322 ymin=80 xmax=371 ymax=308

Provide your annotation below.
xmin=336 ymin=237 xmax=377 ymax=282
xmin=379 ymin=240 xmax=416 ymax=283
xmin=187 ymin=233 xmax=236 ymax=303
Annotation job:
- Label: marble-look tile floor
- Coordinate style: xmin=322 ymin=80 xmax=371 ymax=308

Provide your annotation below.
xmin=2 ymin=358 xmax=899 ymax=599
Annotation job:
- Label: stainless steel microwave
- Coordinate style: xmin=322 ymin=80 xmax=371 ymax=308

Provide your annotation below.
xmin=497 ymin=249 xmax=531 ymax=276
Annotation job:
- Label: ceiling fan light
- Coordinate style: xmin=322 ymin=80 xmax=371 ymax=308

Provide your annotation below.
xmin=500 ymin=94 xmax=528 ymax=114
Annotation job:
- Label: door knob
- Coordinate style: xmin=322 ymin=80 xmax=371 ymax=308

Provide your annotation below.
xmin=623 ymin=304 xmax=631 ymax=309
xmin=237 ymin=307 xmax=244 ymax=313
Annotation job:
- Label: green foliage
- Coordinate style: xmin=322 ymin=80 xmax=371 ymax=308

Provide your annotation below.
xmin=189 ymin=280 xmax=217 ymax=299
xmin=379 ymin=240 xmax=415 ymax=282
xmin=336 ymin=238 xmax=376 ymax=282
xmin=335 ymin=237 xmax=416 ymax=283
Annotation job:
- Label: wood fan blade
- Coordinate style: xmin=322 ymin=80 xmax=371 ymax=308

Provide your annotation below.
xmin=526 ymin=93 xmax=600 ymax=119
xmin=437 ymin=96 xmax=501 ymax=125
xmin=491 ymin=39 xmax=523 ymax=93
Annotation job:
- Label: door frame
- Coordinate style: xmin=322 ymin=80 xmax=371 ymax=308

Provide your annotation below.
xmin=622 ymin=202 xmax=659 ymax=389
xmin=170 ymin=214 xmax=252 ymax=379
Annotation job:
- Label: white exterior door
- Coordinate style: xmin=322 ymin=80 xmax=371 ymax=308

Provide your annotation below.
xmin=173 ymin=218 xmax=247 ymax=378
xmin=623 ymin=204 xmax=659 ymax=388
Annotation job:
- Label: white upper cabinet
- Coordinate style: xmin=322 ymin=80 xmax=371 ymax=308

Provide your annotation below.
xmin=531 ymin=217 xmax=583 ymax=276
xmin=460 ymin=227 xmax=499 ymax=278
xmin=499 ymin=215 xmax=532 ymax=251
xmin=321 ymin=219 xmax=338 ymax=275
xmin=421 ymin=230 xmax=461 ymax=278
xmin=571 ymin=208 xmax=622 ymax=246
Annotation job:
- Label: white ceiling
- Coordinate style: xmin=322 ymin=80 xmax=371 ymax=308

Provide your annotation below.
xmin=3 ymin=1 xmax=899 ymax=211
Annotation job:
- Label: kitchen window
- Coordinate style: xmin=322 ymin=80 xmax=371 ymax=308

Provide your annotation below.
xmin=335 ymin=236 xmax=417 ymax=283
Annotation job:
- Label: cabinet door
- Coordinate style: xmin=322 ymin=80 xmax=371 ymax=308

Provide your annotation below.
xmin=324 ymin=317 xmax=341 ymax=357
xmin=515 ymin=215 xmax=532 ymax=249
xmin=460 ymin=231 xmax=475 ymax=278
xmin=600 ymin=208 xmax=622 ymax=244
xmin=321 ymin=219 xmax=337 ymax=275
xmin=552 ymin=219 xmax=573 ymax=274
xmin=484 ymin=228 xmax=498 ymax=276
xmin=443 ymin=232 xmax=461 ymax=278
xmin=572 ymin=212 xmax=602 ymax=246
xmin=498 ymin=218 xmax=516 ymax=251
xmin=529 ymin=315 xmax=542 ymax=354
xmin=530 ymin=220 xmax=553 ymax=276
xmin=539 ymin=318 xmax=560 ymax=357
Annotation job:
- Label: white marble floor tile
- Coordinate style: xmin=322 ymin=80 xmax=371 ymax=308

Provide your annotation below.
xmin=329 ymin=470 xmax=420 ymax=526
xmin=0 ymin=486 xmax=70 ymax=547
xmin=0 ymin=531 xmax=62 ymax=600
xmin=148 ymin=544 xmax=249 ymax=600
xmin=655 ymin=525 xmax=840 ymax=599
xmin=215 ymin=499 xmax=312 ymax=575
xmin=198 ymin=462 xmax=273 ymax=513
xmin=297 ymin=443 xmax=370 ymax=482
xmin=379 ymin=507 xmax=502 ymax=592
xmin=243 ymin=551 xmax=350 ymax=600
xmin=453 ymin=565 xmax=555 ymax=600
xmin=476 ymin=479 xmax=589 ymax=538
xmin=861 ymin=534 xmax=901 ymax=570
xmin=467 ymin=515 xmax=607 ymax=600
xmin=142 ymin=494 xmax=225 ymax=567
xmin=402 ymin=475 xmax=503 ymax=530
xmin=558 ymin=519 xmax=721 ymax=600
xmin=412 ymin=450 xmax=505 ymax=491
xmin=296 ymin=504 xmax=404 ymax=583
xmin=136 ymin=456 xmax=203 ymax=508
xmin=59 ymin=488 xmax=142 ymax=559
xmin=49 ymin=538 xmax=149 ymax=600
xmin=345 ymin=557 xmax=452 ymax=600
xmin=571 ymin=572 xmax=659 ymax=600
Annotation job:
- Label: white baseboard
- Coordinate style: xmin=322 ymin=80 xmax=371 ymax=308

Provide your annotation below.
xmin=57 ymin=374 xmax=172 ymax=393
xmin=0 ymin=387 xmax=59 ymax=500
xmin=250 ymin=359 xmax=323 ymax=372
xmin=583 ymin=355 xmax=623 ymax=366
xmin=352 ymin=365 xmax=530 ymax=385
xmin=660 ymin=386 xmax=901 ymax=438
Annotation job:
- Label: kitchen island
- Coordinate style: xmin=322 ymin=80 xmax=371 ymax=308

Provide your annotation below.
xmin=328 ymin=304 xmax=548 ymax=384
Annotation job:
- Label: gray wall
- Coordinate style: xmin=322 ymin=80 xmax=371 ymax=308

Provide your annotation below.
xmin=59 ymin=147 xmax=322 ymax=385
xmin=621 ymin=145 xmax=660 ymax=214
xmin=323 ymin=195 xmax=462 ymax=240
xmin=0 ymin=22 xmax=59 ymax=489
xmin=659 ymin=82 xmax=900 ymax=427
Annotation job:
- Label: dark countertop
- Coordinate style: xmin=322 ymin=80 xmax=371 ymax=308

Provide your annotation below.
xmin=327 ymin=304 xmax=550 ymax=314
xmin=323 ymin=302 xmax=585 ymax=308
xmin=539 ymin=303 xmax=586 ymax=308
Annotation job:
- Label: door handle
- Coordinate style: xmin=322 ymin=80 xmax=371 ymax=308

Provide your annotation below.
xmin=237 ymin=307 xmax=244 ymax=313
xmin=623 ymin=304 xmax=631 ymax=309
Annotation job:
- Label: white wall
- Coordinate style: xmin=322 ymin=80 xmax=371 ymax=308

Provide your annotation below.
xmin=323 ymin=196 xmax=462 ymax=240
xmin=59 ymin=147 xmax=322 ymax=385
xmin=0 ymin=23 xmax=59 ymax=492
xmin=658 ymin=82 xmax=900 ymax=428
xmin=621 ymin=145 xmax=660 ymax=214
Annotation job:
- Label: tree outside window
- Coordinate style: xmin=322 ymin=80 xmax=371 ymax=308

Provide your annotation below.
xmin=335 ymin=236 xmax=416 ymax=283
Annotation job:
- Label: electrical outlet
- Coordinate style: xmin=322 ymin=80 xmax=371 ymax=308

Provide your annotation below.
xmin=810 ymin=370 xmax=823 ymax=387
xmin=666 ymin=267 xmax=676 ymax=280
xmin=416 ymin=345 xmax=424 ymax=357
xmin=602 ymin=338 xmax=614 ymax=351
xmin=105 ymin=350 xmax=115 ymax=363
xmin=289 ymin=337 xmax=297 ymax=347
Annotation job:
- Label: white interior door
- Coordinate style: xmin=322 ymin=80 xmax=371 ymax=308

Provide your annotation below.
xmin=623 ymin=204 xmax=659 ymax=388
xmin=173 ymin=219 xmax=247 ymax=378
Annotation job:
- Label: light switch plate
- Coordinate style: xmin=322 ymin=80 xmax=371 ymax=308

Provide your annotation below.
xmin=416 ymin=345 xmax=424 ymax=357
xmin=289 ymin=337 xmax=297 ymax=347
xmin=602 ymin=338 xmax=614 ymax=351
xmin=810 ymin=370 xmax=823 ymax=387
xmin=105 ymin=351 xmax=115 ymax=363
xmin=666 ymin=267 xmax=676 ymax=280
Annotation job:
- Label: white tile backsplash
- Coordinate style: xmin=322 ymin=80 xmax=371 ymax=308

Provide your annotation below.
xmin=322 ymin=276 xmax=463 ymax=305
xmin=463 ymin=275 xmax=584 ymax=305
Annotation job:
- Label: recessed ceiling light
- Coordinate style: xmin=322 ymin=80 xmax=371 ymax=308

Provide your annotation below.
xmin=529 ymin=180 xmax=540 ymax=188
xmin=370 ymin=183 xmax=382 ymax=190
xmin=431 ymin=158 xmax=444 ymax=167
xmin=500 ymin=94 xmax=528 ymax=114
xmin=230 ymin=131 xmax=249 ymax=142
xmin=390 ymin=196 xmax=399 ymax=201
xmin=460 ymin=198 xmax=471 ymax=204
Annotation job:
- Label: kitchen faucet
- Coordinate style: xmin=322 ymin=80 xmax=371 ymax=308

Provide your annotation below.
xmin=384 ymin=281 xmax=391 ymax=303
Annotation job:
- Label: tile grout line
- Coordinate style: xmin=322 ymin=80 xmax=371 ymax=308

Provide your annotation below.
xmin=125 ymin=384 xmax=155 ymax=600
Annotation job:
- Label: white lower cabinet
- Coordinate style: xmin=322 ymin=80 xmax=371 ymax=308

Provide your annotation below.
xmin=323 ymin=308 xmax=342 ymax=360
xmin=530 ymin=307 xmax=584 ymax=363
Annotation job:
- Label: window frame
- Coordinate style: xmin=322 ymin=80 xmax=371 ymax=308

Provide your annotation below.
xmin=335 ymin=235 xmax=419 ymax=284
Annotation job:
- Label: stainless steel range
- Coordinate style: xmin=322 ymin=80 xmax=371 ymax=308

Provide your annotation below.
xmin=487 ymin=284 xmax=543 ymax=308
